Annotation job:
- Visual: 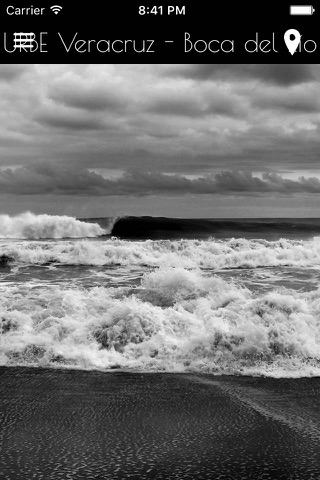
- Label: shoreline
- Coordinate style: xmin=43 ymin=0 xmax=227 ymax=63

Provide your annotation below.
xmin=1 ymin=368 xmax=320 ymax=479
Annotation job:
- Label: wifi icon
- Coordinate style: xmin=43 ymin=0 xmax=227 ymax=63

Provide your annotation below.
xmin=50 ymin=5 xmax=63 ymax=14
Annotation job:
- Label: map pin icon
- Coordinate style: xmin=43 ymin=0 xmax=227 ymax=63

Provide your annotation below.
xmin=284 ymin=29 xmax=301 ymax=55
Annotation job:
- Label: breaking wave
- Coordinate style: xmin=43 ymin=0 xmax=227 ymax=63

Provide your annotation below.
xmin=110 ymin=216 xmax=320 ymax=240
xmin=2 ymin=236 xmax=320 ymax=270
xmin=0 ymin=212 xmax=108 ymax=239
xmin=1 ymin=267 xmax=320 ymax=377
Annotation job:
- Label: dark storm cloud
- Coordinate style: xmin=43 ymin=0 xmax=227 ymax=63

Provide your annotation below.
xmin=148 ymin=95 xmax=241 ymax=118
xmin=49 ymin=84 xmax=127 ymax=112
xmin=1 ymin=64 xmax=320 ymax=197
xmin=115 ymin=171 xmax=320 ymax=195
xmin=148 ymin=98 xmax=204 ymax=117
xmin=252 ymin=90 xmax=320 ymax=113
xmin=2 ymin=163 xmax=320 ymax=196
xmin=0 ymin=163 xmax=108 ymax=194
xmin=0 ymin=65 xmax=30 ymax=81
xmin=165 ymin=64 xmax=314 ymax=86
xmin=36 ymin=110 xmax=106 ymax=130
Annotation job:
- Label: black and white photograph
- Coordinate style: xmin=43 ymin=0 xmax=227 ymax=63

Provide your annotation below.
xmin=1 ymin=63 xmax=320 ymax=479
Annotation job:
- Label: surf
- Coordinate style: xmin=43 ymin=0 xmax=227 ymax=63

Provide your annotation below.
xmin=2 ymin=236 xmax=320 ymax=270
xmin=1 ymin=266 xmax=320 ymax=377
xmin=0 ymin=212 xmax=109 ymax=239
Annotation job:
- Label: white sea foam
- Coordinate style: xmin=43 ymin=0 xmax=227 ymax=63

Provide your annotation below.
xmin=2 ymin=236 xmax=320 ymax=270
xmin=0 ymin=212 xmax=107 ymax=239
xmin=1 ymin=267 xmax=320 ymax=377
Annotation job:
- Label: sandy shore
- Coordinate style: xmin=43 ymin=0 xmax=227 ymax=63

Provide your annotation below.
xmin=1 ymin=368 xmax=320 ymax=479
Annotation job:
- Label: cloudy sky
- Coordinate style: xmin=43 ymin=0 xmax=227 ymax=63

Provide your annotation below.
xmin=1 ymin=63 xmax=320 ymax=218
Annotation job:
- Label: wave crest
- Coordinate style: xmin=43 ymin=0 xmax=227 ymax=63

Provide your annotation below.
xmin=0 ymin=212 xmax=107 ymax=239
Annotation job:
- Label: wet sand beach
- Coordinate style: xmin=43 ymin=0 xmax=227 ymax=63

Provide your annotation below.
xmin=1 ymin=368 xmax=320 ymax=479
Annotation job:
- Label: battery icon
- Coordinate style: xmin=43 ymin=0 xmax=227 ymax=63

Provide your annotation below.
xmin=290 ymin=5 xmax=315 ymax=15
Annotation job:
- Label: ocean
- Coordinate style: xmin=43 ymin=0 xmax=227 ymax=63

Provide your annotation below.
xmin=1 ymin=211 xmax=320 ymax=378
